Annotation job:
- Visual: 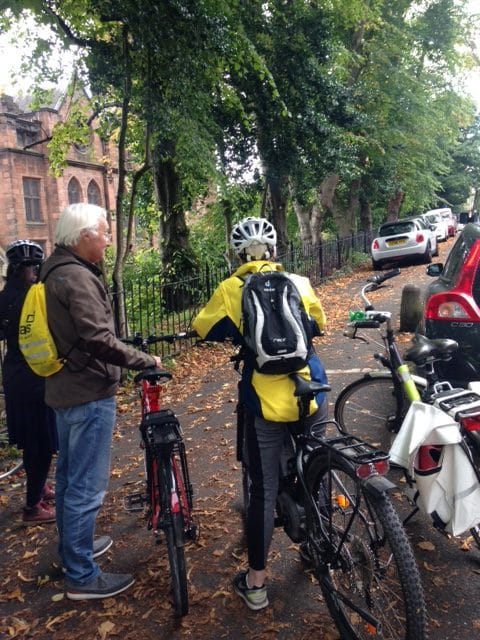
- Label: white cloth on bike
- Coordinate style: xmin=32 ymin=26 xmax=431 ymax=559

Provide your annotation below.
xmin=390 ymin=401 xmax=480 ymax=536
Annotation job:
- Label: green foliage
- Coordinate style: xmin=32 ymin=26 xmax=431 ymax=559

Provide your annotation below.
xmin=47 ymin=99 xmax=91 ymax=176
xmin=122 ymin=248 xmax=162 ymax=289
xmin=188 ymin=206 xmax=228 ymax=269
xmin=2 ymin=0 xmax=479 ymax=263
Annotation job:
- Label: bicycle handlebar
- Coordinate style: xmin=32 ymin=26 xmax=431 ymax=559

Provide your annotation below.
xmin=366 ymin=268 xmax=401 ymax=287
xmin=124 ymin=331 xmax=198 ymax=349
xmin=360 ymin=268 xmax=400 ymax=310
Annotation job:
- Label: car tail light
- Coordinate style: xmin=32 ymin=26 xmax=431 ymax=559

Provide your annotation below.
xmin=461 ymin=416 xmax=480 ymax=432
xmin=425 ymin=293 xmax=479 ymax=320
xmin=425 ymin=240 xmax=480 ymax=321
xmin=372 ymin=239 xmax=379 ymax=250
xmin=415 ymin=233 xmax=425 ymax=243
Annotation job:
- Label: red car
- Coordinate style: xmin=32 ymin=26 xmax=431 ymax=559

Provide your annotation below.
xmin=424 ymin=223 xmax=480 ymax=385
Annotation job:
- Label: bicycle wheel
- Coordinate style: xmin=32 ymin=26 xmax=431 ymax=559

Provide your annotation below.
xmin=159 ymin=457 xmax=189 ymax=617
xmin=0 ymin=422 xmax=23 ymax=480
xmin=305 ymin=453 xmax=427 ymax=640
xmin=334 ymin=374 xmax=408 ymax=453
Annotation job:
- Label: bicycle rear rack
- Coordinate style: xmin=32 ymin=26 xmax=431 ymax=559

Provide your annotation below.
xmin=308 ymin=421 xmax=390 ymax=465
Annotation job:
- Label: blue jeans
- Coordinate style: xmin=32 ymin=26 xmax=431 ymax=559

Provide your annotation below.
xmin=55 ymin=397 xmax=116 ymax=584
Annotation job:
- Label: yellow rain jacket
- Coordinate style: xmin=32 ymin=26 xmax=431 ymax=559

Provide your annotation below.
xmin=193 ymin=261 xmax=327 ymax=422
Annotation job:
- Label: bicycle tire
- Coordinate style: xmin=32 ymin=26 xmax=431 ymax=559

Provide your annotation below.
xmin=334 ymin=374 xmax=409 ymax=453
xmin=0 ymin=422 xmax=23 ymax=480
xmin=159 ymin=457 xmax=189 ymax=617
xmin=305 ymin=453 xmax=427 ymax=639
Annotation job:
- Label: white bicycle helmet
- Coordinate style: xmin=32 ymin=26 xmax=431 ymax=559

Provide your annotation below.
xmin=230 ymin=217 xmax=277 ymax=261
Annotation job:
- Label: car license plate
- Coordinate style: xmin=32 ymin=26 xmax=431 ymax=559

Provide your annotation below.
xmin=387 ymin=239 xmax=406 ymax=246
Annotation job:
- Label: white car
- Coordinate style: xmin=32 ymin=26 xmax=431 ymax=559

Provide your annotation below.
xmin=371 ymin=216 xmax=438 ymax=270
xmin=422 ymin=212 xmax=449 ymax=242
xmin=426 ymin=207 xmax=456 ymax=237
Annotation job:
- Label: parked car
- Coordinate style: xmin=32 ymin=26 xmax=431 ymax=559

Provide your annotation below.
xmin=422 ymin=211 xmax=449 ymax=242
xmin=424 ymin=207 xmax=456 ymax=237
xmin=424 ymin=223 xmax=480 ymax=385
xmin=371 ymin=216 xmax=438 ymax=270
xmin=457 ymin=211 xmax=480 ymax=232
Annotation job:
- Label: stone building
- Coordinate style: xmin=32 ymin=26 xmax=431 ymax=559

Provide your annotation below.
xmin=0 ymin=90 xmax=117 ymax=269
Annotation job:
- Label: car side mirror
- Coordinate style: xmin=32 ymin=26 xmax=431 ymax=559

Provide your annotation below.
xmin=426 ymin=263 xmax=443 ymax=277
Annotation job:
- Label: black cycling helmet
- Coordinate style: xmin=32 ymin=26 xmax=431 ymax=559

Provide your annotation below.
xmin=6 ymin=240 xmax=44 ymax=266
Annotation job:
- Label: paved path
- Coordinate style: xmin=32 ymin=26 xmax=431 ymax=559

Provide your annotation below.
xmin=3 ymin=239 xmax=479 ymax=639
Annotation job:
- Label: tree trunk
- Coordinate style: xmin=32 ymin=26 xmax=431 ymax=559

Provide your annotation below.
xmin=319 ymin=173 xmax=358 ymax=238
xmin=317 ymin=173 xmax=339 ymax=211
xmin=292 ymin=199 xmax=313 ymax=244
xmin=292 ymin=198 xmax=325 ymax=245
xmin=337 ymin=178 xmax=361 ymax=237
xmin=111 ymin=24 xmax=131 ymax=338
xmin=359 ymin=194 xmax=372 ymax=233
xmin=309 ymin=203 xmax=325 ymax=244
xmin=152 ymin=139 xmax=197 ymax=311
xmin=267 ymin=173 xmax=289 ymax=256
xmin=387 ymin=190 xmax=405 ymax=221
xmin=220 ymin=196 xmax=235 ymax=270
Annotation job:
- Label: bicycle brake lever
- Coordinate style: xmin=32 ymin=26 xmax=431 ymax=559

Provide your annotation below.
xmin=343 ymin=325 xmax=369 ymax=343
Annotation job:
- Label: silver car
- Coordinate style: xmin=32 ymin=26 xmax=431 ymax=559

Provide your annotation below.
xmin=371 ymin=216 xmax=438 ymax=270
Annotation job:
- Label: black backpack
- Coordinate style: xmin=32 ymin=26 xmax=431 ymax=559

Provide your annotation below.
xmin=241 ymin=270 xmax=312 ymax=374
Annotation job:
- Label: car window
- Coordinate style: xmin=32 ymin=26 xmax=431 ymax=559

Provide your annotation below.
xmin=425 ymin=214 xmax=440 ymax=223
xmin=415 ymin=218 xmax=431 ymax=230
xmin=440 ymin=233 xmax=472 ymax=283
xmin=378 ymin=222 xmax=415 ymax=236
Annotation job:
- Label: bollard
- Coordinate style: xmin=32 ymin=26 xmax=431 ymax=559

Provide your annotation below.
xmin=400 ymin=284 xmax=423 ymax=332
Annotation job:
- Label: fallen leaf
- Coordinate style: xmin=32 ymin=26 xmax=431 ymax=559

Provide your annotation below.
xmin=17 ymin=571 xmax=35 ymax=583
xmin=51 ymin=593 xmax=64 ymax=602
xmin=98 ymin=620 xmax=115 ymax=639
xmin=417 ymin=541 xmax=435 ymax=551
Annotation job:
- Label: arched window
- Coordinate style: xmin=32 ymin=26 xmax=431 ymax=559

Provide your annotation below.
xmin=87 ymin=180 xmax=102 ymax=206
xmin=68 ymin=177 xmax=82 ymax=204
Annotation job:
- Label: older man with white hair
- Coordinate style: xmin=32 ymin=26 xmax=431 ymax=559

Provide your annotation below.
xmin=42 ymin=203 xmax=161 ymax=600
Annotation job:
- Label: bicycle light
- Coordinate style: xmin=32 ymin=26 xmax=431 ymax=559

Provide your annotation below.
xmin=356 ymin=459 xmax=390 ymax=479
xmin=335 ymin=494 xmax=350 ymax=509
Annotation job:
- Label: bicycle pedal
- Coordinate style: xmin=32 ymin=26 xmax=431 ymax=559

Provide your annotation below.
xmin=123 ymin=492 xmax=148 ymax=511
xmin=186 ymin=524 xmax=199 ymax=541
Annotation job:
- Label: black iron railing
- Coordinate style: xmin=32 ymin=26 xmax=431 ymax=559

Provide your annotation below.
xmin=117 ymin=231 xmax=372 ymax=357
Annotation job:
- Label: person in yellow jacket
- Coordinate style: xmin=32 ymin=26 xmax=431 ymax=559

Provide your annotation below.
xmin=193 ymin=217 xmax=328 ymax=611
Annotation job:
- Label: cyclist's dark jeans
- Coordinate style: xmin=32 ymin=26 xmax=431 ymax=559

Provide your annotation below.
xmin=23 ymin=444 xmax=53 ymax=508
xmin=243 ymin=401 xmax=328 ymax=571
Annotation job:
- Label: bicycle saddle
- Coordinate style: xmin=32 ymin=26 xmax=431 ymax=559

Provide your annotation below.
xmin=134 ymin=368 xmax=173 ymax=384
xmin=289 ymin=373 xmax=331 ymax=397
xmin=404 ymin=333 xmax=458 ymax=365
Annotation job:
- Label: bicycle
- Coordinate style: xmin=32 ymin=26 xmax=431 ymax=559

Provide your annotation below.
xmin=335 ymin=270 xmax=480 ymax=544
xmin=234 ymin=352 xmax=427 ymax=639
xmin=334 ymin=269 xmax=434 ymax=452
xmin=122 ymin=333 xmax=198 ymax=617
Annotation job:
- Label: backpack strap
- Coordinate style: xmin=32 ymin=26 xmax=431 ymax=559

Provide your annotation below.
xmin=41 ymin=261 xmax=91 ymax=370
xmin=40 ymin=261 xmax=79 ymax=284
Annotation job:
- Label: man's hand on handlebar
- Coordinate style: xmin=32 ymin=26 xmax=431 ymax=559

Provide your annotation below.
xmin=152 ymin=355 xmax=162 ymax=368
